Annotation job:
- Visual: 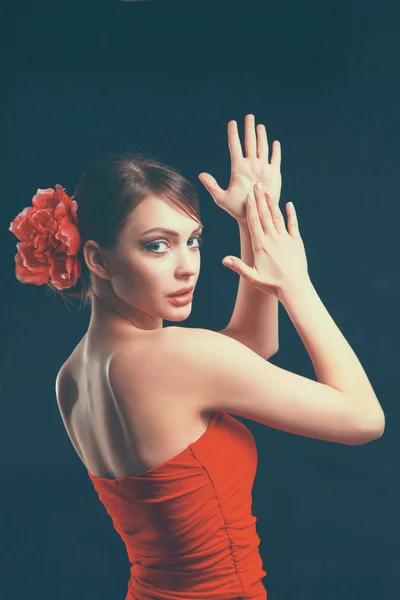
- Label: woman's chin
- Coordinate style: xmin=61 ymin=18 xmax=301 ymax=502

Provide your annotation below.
xmin=166 ymin=312 xmax=191 ymax=322
xmin=165 ymin=305 xmax=192 ymax=321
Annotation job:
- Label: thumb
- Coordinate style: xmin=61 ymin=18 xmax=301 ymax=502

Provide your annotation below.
xmin=222 ymin=256 xmax=256 ymax=281
xmin=198 ymin=172 xmax=225 ymax=204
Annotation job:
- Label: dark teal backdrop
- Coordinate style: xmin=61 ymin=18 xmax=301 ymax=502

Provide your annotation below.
xmin=3 ymin=1 xmax=398 ymax=598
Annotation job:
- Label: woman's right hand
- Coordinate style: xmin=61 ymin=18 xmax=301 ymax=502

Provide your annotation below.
xmin=222 ymin=182 xmax=310 ymax=299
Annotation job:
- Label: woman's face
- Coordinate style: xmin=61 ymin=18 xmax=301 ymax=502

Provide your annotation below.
xmin=87 ymin=194 xmax=203 ymax=330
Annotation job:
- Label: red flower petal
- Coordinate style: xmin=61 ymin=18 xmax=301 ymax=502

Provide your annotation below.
xmin=10 ymin=184 xmax=81 ymax=289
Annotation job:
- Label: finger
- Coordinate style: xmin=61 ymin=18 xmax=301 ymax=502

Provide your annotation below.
xmin=254 ymin=183 xmax=276 ymax=236
xmin=286 ymin=202 xmax=299 ymax=236
xmin=198 ymin=173 xmax=226 ymax=205
xmin=270 ymin=140 xmax=281 ymax=169
xmin=244 ymin=114 xmax=257 ymax=159
xmin=264 ymin=190 xmax=286 ymax=234
xmin=246 ymin=191 xmax=265 ymax=252
xmin=256 ymin=124 xmax=269 ymax=162
xmin=227 ymin=120 xmax=243 ymax=165
xmin=222 ymin=254 xmax=259 ymax=285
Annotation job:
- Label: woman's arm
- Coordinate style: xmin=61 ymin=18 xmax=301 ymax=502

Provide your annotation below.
xmin=218 ymin=221 xmax=279 ymax=359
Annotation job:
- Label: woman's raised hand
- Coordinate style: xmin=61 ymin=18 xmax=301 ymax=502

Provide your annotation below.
xmin=222 ymin=183 xmax=310 ymax=299
xmin=198 ymin=115 xmax=282 ymax=223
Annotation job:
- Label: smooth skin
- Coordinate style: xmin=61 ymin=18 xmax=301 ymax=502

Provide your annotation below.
xmin=112 ymin=181 xmax=383 ymax=446
xmin=198 ymin=114 xmax=282 ymax=224
xmin=221 ymin=181 xmax=309 ymax=298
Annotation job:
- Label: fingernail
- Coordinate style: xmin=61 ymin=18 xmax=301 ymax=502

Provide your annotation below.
xmin=256 ymin=182 xmax=262 ymax=190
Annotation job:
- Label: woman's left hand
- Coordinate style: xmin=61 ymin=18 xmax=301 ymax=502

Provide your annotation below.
xmin=198 ymin=114 xmax=282 ymax=224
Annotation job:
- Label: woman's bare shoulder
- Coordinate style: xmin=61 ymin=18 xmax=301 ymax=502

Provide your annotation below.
xmin=106 ymin=326 xmax=214 ymax=417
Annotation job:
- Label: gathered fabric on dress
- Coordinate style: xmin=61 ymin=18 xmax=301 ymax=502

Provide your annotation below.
xmin=88 ymin=411 xmax=267 ymax=600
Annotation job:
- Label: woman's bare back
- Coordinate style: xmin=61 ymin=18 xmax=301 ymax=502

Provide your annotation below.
xmin=56 ymin=326 xmax=214 ymax=479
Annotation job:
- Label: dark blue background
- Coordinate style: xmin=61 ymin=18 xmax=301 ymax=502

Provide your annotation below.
xmin=3 ymin=1 xmax=399 ymax=598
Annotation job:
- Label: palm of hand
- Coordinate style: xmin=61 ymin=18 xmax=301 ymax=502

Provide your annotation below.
xmin=198 ymin=115 xmax=282 ymax=223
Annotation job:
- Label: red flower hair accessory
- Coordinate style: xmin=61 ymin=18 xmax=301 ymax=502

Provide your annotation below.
xmin=9 ymin=184 xmax=82 ymax=290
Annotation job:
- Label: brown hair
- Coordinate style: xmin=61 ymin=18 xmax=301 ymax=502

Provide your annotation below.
xmin=47 ymin=153 xmax=202 ymax=310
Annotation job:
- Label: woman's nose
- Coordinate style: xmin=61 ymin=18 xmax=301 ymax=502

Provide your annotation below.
xmin=177 ymin=251 xmax=200 ymax=273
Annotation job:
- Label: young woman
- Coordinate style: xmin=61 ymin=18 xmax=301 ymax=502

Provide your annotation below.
xmin=10 ymin=115 xmax=384 ymax=600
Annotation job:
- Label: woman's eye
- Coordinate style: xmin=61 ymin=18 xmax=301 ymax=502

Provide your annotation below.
xmin=145 ymin=235 xmax=205 ymax=254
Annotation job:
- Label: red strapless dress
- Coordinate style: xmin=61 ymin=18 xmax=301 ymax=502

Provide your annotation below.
xmin=87 ymin=411 xmax=267 ymax=599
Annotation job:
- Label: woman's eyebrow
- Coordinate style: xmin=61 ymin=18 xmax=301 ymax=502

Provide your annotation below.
xmin=140 ymin=225 xmax=203 ymax=237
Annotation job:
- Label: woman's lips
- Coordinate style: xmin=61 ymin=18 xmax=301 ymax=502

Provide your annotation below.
xmin=167 ymin=290 xmax=194 ymax=306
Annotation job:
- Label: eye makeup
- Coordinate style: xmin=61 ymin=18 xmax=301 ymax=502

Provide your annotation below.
xmin=144 ymin=235 xmax=205 ymax=254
